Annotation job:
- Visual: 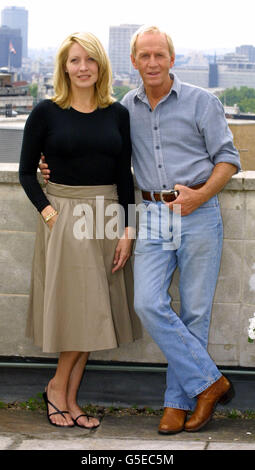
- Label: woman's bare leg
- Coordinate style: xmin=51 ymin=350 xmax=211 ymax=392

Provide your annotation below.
xmin=46 ymin=351 xmax=81 ymax=426
xmin=67 ymin=352 xmax=100 ymax=428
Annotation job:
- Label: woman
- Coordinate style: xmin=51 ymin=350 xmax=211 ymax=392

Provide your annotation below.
xmin=19 ymin=32 xmax=141 ymax=428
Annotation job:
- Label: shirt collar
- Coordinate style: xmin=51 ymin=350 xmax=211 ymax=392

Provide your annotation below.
xmin=134 ymin=72 xmax=181 ymax=103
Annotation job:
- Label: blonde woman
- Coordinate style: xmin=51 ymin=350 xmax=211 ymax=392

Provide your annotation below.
xmin=19 ymin=32 xmax=141 ymax=428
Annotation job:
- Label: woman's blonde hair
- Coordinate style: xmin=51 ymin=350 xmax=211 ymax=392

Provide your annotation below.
xmin=130 ymin=25 xmax=175 ymax=58
xmin=52 ymin=32 xmax=115 ymax=109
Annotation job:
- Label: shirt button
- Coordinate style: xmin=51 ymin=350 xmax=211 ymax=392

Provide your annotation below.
xmin=154 ymin=126 xmax=158 ymax=130
xmin=158 ymin=164 xmax=162 ymax=168
xmin=156 ymin=145 xmax=160 ymax=149
xmin=163 ymin=185 xmax=166 ymax=188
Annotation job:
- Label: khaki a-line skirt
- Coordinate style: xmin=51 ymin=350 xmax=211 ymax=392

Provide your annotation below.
xmin=26 ymin=181 xmax=142 ymax=353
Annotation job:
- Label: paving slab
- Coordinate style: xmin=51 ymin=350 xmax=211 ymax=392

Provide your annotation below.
xmin=0 ymin=409 xmax=255 ymax=451
xmin=0 ymin=408 xmax=89 ymax=438
xmin=207 ymin=442 xmax=255 ymax=450
xmin=16 ymin=438 xmax=205 ymax=451
xmin=94 ymin=414 xmax=255 ymax=444
xmin=0 ymin=436 xmax=15 ymax=450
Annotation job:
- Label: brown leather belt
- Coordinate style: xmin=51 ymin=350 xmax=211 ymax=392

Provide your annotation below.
xmin=142 ymin=183 xmax=206 ymax=203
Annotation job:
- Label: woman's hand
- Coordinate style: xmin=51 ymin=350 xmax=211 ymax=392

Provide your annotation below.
xmin=46 ymin=213 xmax=58 ymax=231
xmin=112 ymin=227 xmax=135 ymax=273
xmin=41 ymin=205 xmax=58 ymax=231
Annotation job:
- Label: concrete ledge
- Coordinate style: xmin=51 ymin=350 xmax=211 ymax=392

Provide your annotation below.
xmin=0 ymin=164 xmax=255 ymax=190
xmin=225 ymin=171 xmax=255 ymax=190
xmin=0 ymin=163 xmax=43 ymax=184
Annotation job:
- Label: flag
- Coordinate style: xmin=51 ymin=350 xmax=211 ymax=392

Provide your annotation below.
xmin=9 ymin=41 xmax=16 ymax=54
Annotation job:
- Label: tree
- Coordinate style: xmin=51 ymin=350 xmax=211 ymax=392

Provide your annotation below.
xmin=29 ymin=83 xmax=38 ymax=98
xmin=113 ymin=86 xmax=131 ymax=102
xmin=219 ymin=87 xmax=255 ymax=113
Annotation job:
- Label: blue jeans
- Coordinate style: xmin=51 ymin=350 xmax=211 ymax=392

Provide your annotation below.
xmin=134 ymin=196 xmax=223 ymax=410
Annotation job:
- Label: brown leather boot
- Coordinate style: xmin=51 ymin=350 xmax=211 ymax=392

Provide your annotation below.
xmin=158 ymin=408 xmax=187 ymax=435
xmin=184 ymin=376 xmax=234 ymax=432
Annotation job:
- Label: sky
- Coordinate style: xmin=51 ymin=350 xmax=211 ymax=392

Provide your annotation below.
xmin=1 ymin=0 xmax=255 ymax=54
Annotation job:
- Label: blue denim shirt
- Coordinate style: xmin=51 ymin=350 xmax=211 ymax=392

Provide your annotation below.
xmin=121 ymin=73 xmax=241 ymax=191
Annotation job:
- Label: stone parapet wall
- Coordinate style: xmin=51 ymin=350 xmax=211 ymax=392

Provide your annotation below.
xmin=229 ymin=121 xmax=255 ymax=171
xmin=0 ymin=163 xmax=255 ymax=367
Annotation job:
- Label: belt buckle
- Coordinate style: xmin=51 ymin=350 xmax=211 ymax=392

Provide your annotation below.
xmin=160 ymin=189 xmax=179 ymax=203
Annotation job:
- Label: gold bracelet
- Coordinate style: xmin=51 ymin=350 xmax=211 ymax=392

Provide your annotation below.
xmin=43 ymin=210 xmax=58 ymax=223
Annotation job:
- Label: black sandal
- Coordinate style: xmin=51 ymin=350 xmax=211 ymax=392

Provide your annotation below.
xmin=43 ymin=390 xmax=75 ymax=428
xmin=72 ymin=413 xmax=100 ymax=429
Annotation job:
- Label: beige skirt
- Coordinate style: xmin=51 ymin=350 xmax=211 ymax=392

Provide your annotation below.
xmin=26 ymin=181 xmax=142 ymax=353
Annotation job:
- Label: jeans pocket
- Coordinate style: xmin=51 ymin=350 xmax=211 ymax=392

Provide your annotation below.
xmin=198 ymin=195 xmax=219 ymax=209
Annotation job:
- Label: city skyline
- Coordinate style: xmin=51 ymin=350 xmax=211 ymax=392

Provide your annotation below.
xmin=1 ymin=0 xmax=255 ymax=55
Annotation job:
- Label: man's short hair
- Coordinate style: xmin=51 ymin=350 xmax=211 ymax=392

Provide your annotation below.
xmin=130 ymin=25 xmax=175 ymax=58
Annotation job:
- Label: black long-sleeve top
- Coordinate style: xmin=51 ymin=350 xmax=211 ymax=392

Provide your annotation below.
xmin=19 ymin=99 xmax=134 ymax=226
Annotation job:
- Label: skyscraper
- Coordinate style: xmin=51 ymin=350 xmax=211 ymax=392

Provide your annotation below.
xmin=109 ymin=24 xmax=141 ymax=77
xmin=0 ymin=25 xmax=22 ymax=68
xmin=1 ymin=6 xmax=28 ymax=58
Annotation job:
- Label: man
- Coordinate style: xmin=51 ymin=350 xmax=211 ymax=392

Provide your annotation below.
xmin=123 ymin=25 xmax=240 ymax=434
xmin=39 ymin=25 xmax=240 ymax=434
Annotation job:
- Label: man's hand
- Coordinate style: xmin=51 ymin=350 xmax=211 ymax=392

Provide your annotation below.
xmin=39 ymin=155 xmax=50 ymax=184
xmin=167 ymin=185 xmax=206 ymax=216
xmin=167 ymin=163 xmax=237 ymax=216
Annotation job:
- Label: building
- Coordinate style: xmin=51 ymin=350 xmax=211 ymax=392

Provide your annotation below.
xmin=174 ymin=51 xmax=255 ymax=90
xmin=0 ymin=85 xmax=33 ymax=115
xmin=109 ymin=24 xmax=141 ymax=78
xmin=209 ymin=62 xmax=218 ymax=88
xmin=0 ymin=70 xmax=33 ymax=115
xmin=236 ymin=45 xmax=255 ymax=63
xmin=172 ymin=52 xmax=209 ymax=88
xmin=1 ymin=6 xmax=28 ymax=58
xmin=0 ymin=72 xmax=12 ymax=87
xmin=216 ymin=53 xmax=255 ymax=89
xmin=207 ymin=51 xmax=255 ymax=89
xmin=0 ymin=25 xmax=22 ymax=68
xmin=173 ymin=66 xmax=209 ymax=88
